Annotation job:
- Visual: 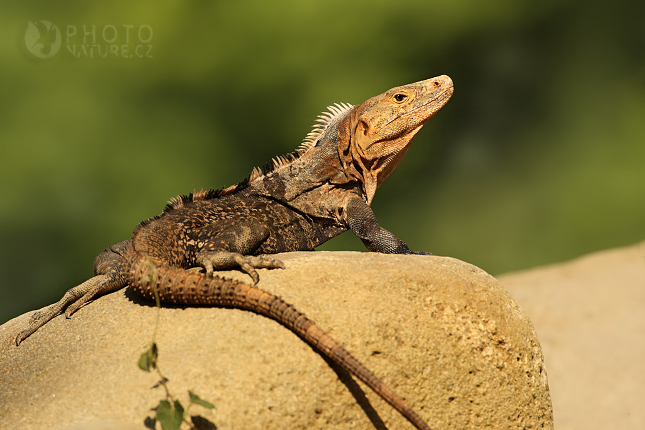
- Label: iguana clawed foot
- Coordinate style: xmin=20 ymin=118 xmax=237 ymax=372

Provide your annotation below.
xmin=15 ymin=307 xmax=63 ymax=346
xmin=195 ymin=251 xmax=285 ymax=284
xmin=14 ymin=279 xmax=93 ymax=345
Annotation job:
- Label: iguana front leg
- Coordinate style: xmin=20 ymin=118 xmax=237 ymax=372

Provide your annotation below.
xmin=344 ymin=196 xmax=432 ymax=255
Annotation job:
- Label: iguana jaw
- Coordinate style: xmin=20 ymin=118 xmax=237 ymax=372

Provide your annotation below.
xmin=344 ymin=75 xmax=454 ymax=204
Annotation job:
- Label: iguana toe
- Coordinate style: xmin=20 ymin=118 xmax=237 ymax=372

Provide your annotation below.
xmin=196 ymin=251 xmax=284 ymax=284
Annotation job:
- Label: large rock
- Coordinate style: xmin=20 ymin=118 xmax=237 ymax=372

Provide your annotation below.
xmin=498 ymin=241 xmax=645 ymax=430
xmin=0 ymin=252 xmax=552 ymax=430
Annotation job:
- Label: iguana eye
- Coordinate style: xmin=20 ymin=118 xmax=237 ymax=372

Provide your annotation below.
xmin=393 ymin=93 xmax=407 ymax=103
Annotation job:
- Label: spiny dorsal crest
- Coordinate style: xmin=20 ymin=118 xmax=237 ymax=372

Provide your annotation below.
xmin=136 ymin=188 xmax=222 ymax=229
xmin=139 ymin=102 xmax=357 ymax=226
xmin=246 ymin=102 xmax=354 ymax=182
xmin=164 ymin=189 xmax=221 ymax=212
xmin=299 ymin=102 xmax=354 ymax=152
xmin=139 ymin=102 xmax=356 ymax=224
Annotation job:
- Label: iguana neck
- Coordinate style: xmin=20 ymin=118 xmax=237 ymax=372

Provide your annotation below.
xmin=243 ymin=106 xmax=356 ymax=203
xmin=242 ymin=75 xmax=454 ymax=207
xmin=338 ymin=75 xmax=454 ymax=204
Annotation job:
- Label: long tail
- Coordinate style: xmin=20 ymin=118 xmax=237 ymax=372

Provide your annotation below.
xmin=129 ymin=254 xmax=431 ymax=430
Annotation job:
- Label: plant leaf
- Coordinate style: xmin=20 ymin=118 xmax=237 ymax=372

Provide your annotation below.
xmin=138 ymin=351 xmax=151 ymax=372
xmin=189 ymin=390 xmax=215 ymax=409
xmin=138 ymin=343 xmax=158 ymax=372
xmin=156 ymin=399 xmax=184 ymax=430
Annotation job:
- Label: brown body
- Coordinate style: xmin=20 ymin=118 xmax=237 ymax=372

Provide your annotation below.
xmin=17 ymin=76 xmax=454 ymax=430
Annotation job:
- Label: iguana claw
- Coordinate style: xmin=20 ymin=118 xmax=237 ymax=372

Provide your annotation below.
xmin=195 ymin=251 xmax=284 ymax=284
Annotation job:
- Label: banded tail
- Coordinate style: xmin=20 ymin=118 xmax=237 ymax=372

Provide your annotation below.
xmin=129 ymin=254 xmax=431 ymax=430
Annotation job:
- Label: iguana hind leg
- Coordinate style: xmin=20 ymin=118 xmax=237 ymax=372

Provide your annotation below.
xmin=15 ymin=271 xmax=127 ymax=346
xmin=195 ymin=251 xmax=284 ymax=284
xmin=193 ymin=223 xmax=285 ymax=283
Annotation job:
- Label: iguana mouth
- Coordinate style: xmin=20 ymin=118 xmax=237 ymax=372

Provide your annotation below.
xmin=364 ymin=89 xmax=452 ymax=150
xmin=383 ymin=85 xmax=453 ymax=129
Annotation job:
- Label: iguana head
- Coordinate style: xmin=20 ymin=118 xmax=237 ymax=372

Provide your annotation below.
xmin=341 ymin=75 xmax=453 ymax=204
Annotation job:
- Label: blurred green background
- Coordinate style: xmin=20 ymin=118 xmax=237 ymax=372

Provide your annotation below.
xmin=1 ymin=0 xmax=643 ymax=324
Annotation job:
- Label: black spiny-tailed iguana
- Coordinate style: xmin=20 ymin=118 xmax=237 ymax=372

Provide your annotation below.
xmin=16 ymin=75 xmax=454 ymax=430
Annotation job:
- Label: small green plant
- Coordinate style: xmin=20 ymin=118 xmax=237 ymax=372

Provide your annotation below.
xmin=138 ymin=256 xmax=215 ymax=430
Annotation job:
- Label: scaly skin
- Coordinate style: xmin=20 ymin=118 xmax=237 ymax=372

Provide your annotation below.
xmin=129 ymin=253 xmax=431 ymax=430
xmin=16 ymin=76 xmax=453 ymax=430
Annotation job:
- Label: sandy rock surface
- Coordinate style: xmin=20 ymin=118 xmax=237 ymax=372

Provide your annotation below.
xmin=498 ymin=241 xmax=645 ymax=430
xmin=0 ymin=252 xmax=551 ymax=430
